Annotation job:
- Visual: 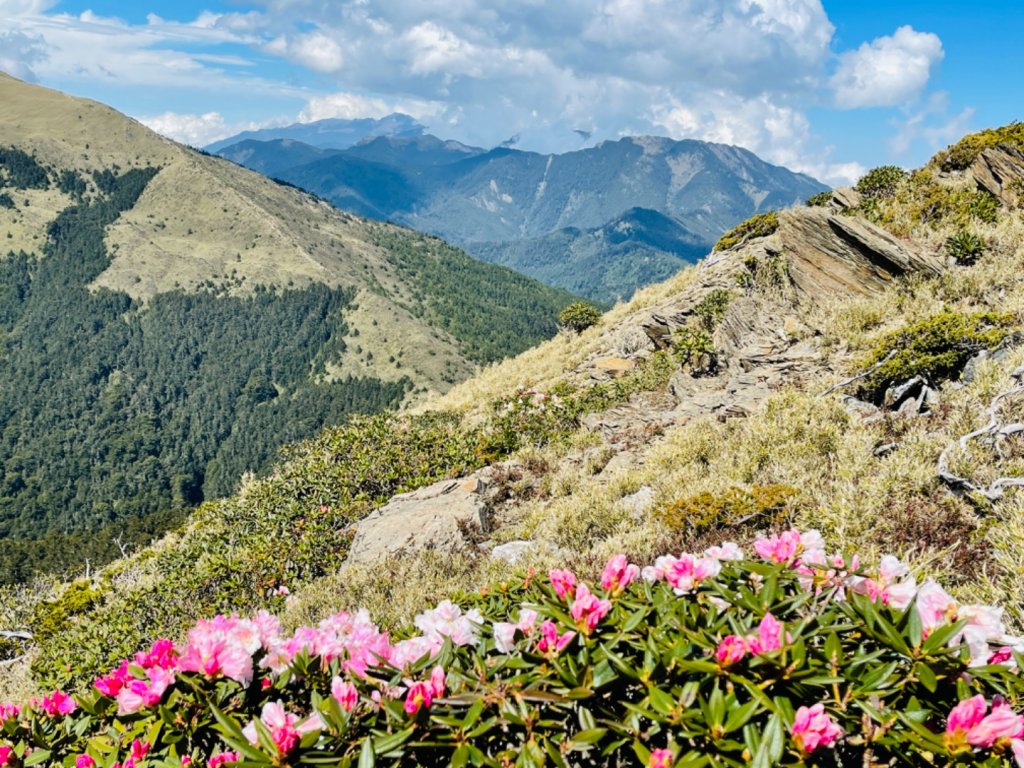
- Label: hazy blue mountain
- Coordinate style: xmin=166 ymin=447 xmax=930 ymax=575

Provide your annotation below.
xmin=205 ymin=114 xmax=424 ymax=153
xmin=216 ymin=139 xmax=341 ymax=177
xmin=215 ymin=132 xmax=828 ymax=300
xmin=472 ymin=208 xmax=710 ymax=304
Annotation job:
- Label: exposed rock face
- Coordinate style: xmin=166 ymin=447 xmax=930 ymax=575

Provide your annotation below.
xmin=971 ymin=146 xmax=1024 ymax=208
xmin=778 ymin=208 xmax=941 ymax=299
xmin=345 ymin=476 xmax=489 ymax=565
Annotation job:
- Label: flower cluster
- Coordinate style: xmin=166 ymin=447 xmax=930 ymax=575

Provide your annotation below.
xmin=0 ymin=529 xmax=1021 ymax=768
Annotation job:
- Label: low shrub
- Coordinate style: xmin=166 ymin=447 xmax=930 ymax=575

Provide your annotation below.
xmin=804 ymin=191 xmax=832 ymax=207
xmin=713 ymin=212 xmax=779 ymax=252
xmin=658 ymin=484 xmax=801 ymax=542
xmin=693 ymin=289 xmax=733 ymax=331
xmin=934 ymin=122 xmax=1024 ymax=171
xmin=854 ymin=166 xmax=908 ymax=199
xmin=558 ymin=301 xmax=602 ymax=334
xmin=858 ymin=311 xmax=1016 ymax=402
xmin=2 ymin=530 xmax=1023 ymax=767
xmin=945 ymin=231 xmax=988 ymax=265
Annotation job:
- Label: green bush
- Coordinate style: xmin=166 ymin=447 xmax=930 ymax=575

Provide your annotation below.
xmin=858 ymin=311 xmax=1016 ymax=401
xmin=3 ymin=534 xmax=1024 ymax=768
xmin=945 ymin=231 xmax=988 ymax=265
xmin=934 ymin=122 xmax=1024 ymax=171
xmin=693 ymin=288 xmax=732 ymax=331
xmin=854 ymin=166 xmax=908 ymax=199
xmin=713 ymin=212 xmax=779 ymax=252
xmin=805 ymin=190 xmax=833 ymax=207
xmin=672 ymin=327 xmax=716 ymax=372
xmin=558 ymin=301 xmax=602 ymax=334
xmin=657 ymin=484 xmax=801 ymax=539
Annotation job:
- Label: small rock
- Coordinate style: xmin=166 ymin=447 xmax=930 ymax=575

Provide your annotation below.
xmin=489 ymin=540 xmax=539 ymax=565
xmin=620 ymin=486 xmax=655 ymax=519
xmin=594 ymin=357 xmax=637 ymax=377
xmin=841 ymin=395 xmax=883 ymax=424
xmin=346 ymin=475 xmax=489 ymax=565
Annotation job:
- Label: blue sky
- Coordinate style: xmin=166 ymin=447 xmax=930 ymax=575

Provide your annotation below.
xmin=0 ymin=1 xmax=1019 ymax=185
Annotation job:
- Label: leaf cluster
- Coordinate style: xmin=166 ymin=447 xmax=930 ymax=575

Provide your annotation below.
xmin=933 ymin=122 xmax=1024 ymax=171
xmin=712 ymin=212 xmax=779 ymax=252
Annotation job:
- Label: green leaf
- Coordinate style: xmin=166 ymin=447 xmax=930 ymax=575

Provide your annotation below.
xmin=570 ymin=728 xmax=608 ymax=746
xmin=914 ymin=661 xmax=938 ymax=692
xmin=373 ymin=727 xmax=414 ymax=755
xmin=24 ymin=750 xmax=52 ymax=767
xmin=450 ymin=745 xmax=469 ymax=768
xmin=358 ymin=739 xmax=375 ymax=768
xmin=750 ymin=714 xmax=783 ymax=768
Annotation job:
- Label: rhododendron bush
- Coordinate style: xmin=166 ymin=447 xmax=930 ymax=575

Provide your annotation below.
xmin=3 ymin=531 xmax=1024 ymax=767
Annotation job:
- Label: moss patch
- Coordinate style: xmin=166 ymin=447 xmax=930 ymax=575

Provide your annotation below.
xmin=713 ymin=211 xmax=778 ymax=251
xmin=934 ymin=122 xmax=1024 ymax=171
xmin=858 ymin=311 xmax=1016 ymax=401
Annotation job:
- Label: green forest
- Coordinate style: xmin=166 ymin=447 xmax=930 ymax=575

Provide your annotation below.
xmin=0 ymin=150 xmax=410 ymax=582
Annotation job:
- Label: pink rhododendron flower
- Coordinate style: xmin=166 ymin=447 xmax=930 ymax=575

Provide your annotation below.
xmin=179 ymin=617 xmax=255 ymax=685
xmin=494 ymin=609 xmax=539 ymax=653
xmin=790 ymin=703 xmax=842 ymax=754
xmin=715 ymin=635 xmax=747 ymax=666
xmin=536 ymin=620 xmax=575 ymax=656
xmin=208 ymin=753 xmax=239 ymax=768
xmin=0 ymin=703 xmax=21 ymax=724
xmin=35 ymin=690 xmax=76 ymax=717
xmin=704 ymin=542 xmax=743 ymax=560
xmin=664 ymin=554 xmax=721 ymax=595
xmin=331 ymin=677 xmax=358 ymax=712
xmin=116 ymin=666 xmax=175 ymax=715
xmin=947 ymin=695 xmax=988 ymax=736
xmin=243 ymin=701 xmax=308 ymax=756
xmin=916 ymin=579 xmax=958 ymax=635
xmin=990 ymin=646 xmax=1015 ymax=665
xmin=549 ymin=568 xmax=578 ymax=600
xmin=570 ymin=584 xmax=612 ymax=634
xmin=648 ymin=748 xmax=673 ymax=768
xmin=601 ymin=554 xmax=640 ymax=595
xmin=0 ymin=746 xmax=14 ymax=768
xmin=95 ymin=661 xmax=132 ymax=698
xmin=135 ymin=638 xmax=178 ymax=670
xmin=967 ymin=699 xmax=1024 ymax=748
xmin=747 ymin=613 xmax=784 ymax=655
xmin=75 ymin=755 xmax=96 ymax=768
xmin=754 ymin=529 xmax=800 ymax=564
xmin=414 ymin=600 xmax=483 ymax=648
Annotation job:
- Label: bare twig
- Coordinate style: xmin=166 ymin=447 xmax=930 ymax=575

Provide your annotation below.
xmin=937 ymin=371 xmax=1024 ymax=500
xmin=0 ymin=631 xmax=31 ymax=641
xmin=819 ymin=350 xmax=898 ymax=398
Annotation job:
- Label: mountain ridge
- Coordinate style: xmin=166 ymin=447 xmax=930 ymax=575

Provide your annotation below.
xmin=215 ymin=128 xmax=828 ymax=301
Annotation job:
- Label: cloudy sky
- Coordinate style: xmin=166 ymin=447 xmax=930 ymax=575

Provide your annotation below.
xmin=0 ymin=0 xmax=1016 ymax=185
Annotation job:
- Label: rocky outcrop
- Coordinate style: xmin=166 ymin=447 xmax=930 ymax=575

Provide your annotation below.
xmin=345 ymin=476 xmax=489 ymax=565
xmin=778 ymin=208 xmax=942 ymax=299
xmin=970 ymin=145 xmax=1024 ymax=208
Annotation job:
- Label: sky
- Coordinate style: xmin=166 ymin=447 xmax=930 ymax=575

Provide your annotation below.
xmin=0 ymin=0 xmax=1019 ymax=185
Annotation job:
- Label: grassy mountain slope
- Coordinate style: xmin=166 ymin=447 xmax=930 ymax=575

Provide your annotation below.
xmin=0 ymin=73 xmax=575 ymax=580
xmin=5 ymin=124 xmax=1024 ymax=711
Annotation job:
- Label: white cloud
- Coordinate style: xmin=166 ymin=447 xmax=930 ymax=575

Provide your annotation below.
xmin=0 ymin=29 xmax=44 ymax=81
xmin=888 ymin=92 xmax=974 ymax=157
xmin=299 ymin=92 xmax=443 ymax=122
xmin=4 ymin=0 xmax=945 ymax=178
xmin=264 ymin=30 xmax=343 ymax=73
xmin=830 ymin=25 xmax=943 ymax=109
xmin=139 ymin=111 xmax=286 ymax=147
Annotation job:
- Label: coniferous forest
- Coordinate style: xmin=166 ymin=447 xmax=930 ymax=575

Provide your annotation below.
xmin=0 ymin=151 xmax=412 ymax=581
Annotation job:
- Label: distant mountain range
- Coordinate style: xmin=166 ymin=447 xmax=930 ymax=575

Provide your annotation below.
xmin=204 ymin=113 xmax=425 ymax=153
xmin=212 ymin=123 xmax=829 ymax=303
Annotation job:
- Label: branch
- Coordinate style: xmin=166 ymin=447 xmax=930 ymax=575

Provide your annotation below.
xmin=0 ymin=631 xmax=31 ymax=641
xmin=937 ymin=372 xmax=1024 ymax=500
xmin=819 ymin=350 xmax=898 ymax=398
